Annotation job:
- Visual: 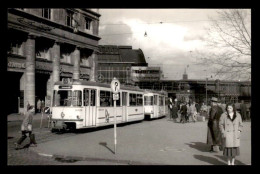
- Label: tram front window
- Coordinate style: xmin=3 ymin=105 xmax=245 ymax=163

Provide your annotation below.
xmin=144 ymin=96 xmax=153 ymax=106
xmin=53 ymin=90 xmax=82 ymax=106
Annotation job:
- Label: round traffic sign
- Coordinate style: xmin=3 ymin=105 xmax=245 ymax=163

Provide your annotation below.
xmin=111 ymin=77 xmax=120 ymax=94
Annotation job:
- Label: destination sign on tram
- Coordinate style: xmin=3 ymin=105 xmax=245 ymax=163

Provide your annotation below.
xmin=59 ymin=86 xmax=72 ymax=89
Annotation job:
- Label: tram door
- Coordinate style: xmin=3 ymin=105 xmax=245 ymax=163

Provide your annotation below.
xmin=154 ymin=95 xmax=158 ymax=118
xmin=122 ymin=92 xmax=128 ymax=122
xmin=83 ymin=89 xmax=96 ymax=127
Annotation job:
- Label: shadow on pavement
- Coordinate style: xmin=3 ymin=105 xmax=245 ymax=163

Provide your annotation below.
xmin=99 ymin=142 xmax=115 ymax=154
xmin=214 ymin=155 xmax=247 ymax=165
xmin=186 ymin=142 xmax=210 ymax=152
xmin=193 ymin=154 xmax=226 ymax=165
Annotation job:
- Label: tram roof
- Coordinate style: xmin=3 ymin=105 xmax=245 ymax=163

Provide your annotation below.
xmin=54 ymin=80 xmax=145 ymax=92
xmin=144 ymin=89 xmax=168 ymax=95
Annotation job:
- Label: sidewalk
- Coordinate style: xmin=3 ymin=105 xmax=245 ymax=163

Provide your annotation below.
xmin=7 ymin=113 xmax=48 ymax=122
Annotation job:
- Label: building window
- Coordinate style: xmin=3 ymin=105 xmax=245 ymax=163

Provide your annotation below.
xmin=42 ymin=8 xmax=51 ymax=19
xmin=66 ymin=9 xmax=74 ymax=27
xmin=85 ymin=17 xmax=92 ymax=30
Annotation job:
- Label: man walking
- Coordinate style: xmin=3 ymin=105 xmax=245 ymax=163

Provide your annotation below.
xmin=207 ymin=97 xmax=223 ymax=152
xmin=172 ymin=99 xmax=179 ymax=122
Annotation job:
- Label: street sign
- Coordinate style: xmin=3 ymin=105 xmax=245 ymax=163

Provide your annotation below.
xmin=113 ymin=94 xmax=119 ymax=100
xmin=110 ymin=77 xmax=120 ymax=154
xmin=111 ymin=77 xmax=120 ymax=94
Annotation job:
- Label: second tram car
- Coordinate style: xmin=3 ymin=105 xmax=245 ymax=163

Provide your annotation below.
xmin=144 ymin=90 xmax=168 ymax=119
xmin=51 ymin=79 xmax=145 ymax=131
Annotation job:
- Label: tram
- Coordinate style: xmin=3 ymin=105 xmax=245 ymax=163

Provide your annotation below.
xmin=50 ymin=79 xmax=145 ymax=131
xmin=144 ymin=90 xmax=169 ymax=119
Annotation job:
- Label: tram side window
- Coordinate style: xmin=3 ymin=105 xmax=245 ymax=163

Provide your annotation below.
xmin=137 ymin=94 xmax=143 ymax=106
xmin=115 ymin=93 xmax=120 ymax=106
xmin=154 ymin=95 xmax=158 ymax=105
xmin=130 ymin=93 xmax=137 ymax=106
xmin=83 ymin=89 xmax=89 ymax=106
xmin=159 ymin=96 xmax=163 ymax=106
xmin=122 ymin=92 xmax=127 ymax=106
xmin=100 ymin=91 xmax=112 ymax=107
xmin=90 ymin=90 xmax=96 ymax=106
xmin=53 ymin=90 xmax=72 ymax=106
xmin=72 ymin=90 xmax=82 ymax=106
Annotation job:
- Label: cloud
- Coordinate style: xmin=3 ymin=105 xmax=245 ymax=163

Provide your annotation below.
xmin=98 ymin=9 xmax=220 ymax=80
xmin=183 ymin=33 xmax=205 ymax=42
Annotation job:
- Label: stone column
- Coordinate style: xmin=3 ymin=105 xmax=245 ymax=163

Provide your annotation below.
xmin=72 ymin=47 xmax=80 ymax=80
xmin=25 ymin=34 xmax=36 ymax=110
xmin=52 ymin=41 xmax=60 ymax=83
xmin=49 ymin=41 xmax=61 ymax=107
xmin=89 ymin=51 xmax=97 ymax=82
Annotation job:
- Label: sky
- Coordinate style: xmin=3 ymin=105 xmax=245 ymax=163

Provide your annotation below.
xmin=97 ymin=9 xmax=248 ymax=81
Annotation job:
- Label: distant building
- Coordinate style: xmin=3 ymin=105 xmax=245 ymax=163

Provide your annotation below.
xmin=131 ymin=66 xmax=162 ymax=83
xmin=97 ymin=45 xmax=149 ymax=85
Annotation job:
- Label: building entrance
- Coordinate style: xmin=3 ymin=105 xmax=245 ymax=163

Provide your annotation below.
xmin=35 ymin=73 xmax=50 ymax=108
xmin=7 ymin=71 xmax=23 ymax=115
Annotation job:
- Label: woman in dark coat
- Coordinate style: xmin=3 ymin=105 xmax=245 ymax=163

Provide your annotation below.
xmin=180 ymin=102 xmax=187 ymax=124
xmin=219 ymin=103 xmax=243 ymax=165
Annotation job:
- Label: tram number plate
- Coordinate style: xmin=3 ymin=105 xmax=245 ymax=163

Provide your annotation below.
xmin=113 ymin=94 xmax=119 ymax=100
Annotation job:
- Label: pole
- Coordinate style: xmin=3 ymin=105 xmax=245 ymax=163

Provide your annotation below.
xmin=40 ymin=111 xmax=43 ymax=129
xmin=114 ymin=100 xmax=117 ymax=154
xmin=206 ymin=78 xmax=208 ymax=105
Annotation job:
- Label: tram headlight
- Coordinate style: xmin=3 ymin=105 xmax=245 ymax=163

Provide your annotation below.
xmin=76 ymin=115 xmax=80 ymax=119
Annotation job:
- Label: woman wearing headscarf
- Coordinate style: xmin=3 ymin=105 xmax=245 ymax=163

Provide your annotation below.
xmin=219 ymin=103 xmax=243 ymax=165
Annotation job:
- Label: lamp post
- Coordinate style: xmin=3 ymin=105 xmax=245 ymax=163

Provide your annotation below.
xmin=204 ymin=69 xmax=208 ymax=105
xmin=206 ymin=77 xmax=208 ymax=105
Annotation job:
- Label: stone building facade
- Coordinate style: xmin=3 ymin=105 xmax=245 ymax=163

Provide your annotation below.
xmin=7 ymin=8 xmax=100 ymax=114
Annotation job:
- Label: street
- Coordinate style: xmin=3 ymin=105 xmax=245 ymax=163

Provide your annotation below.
xmin=7 ymin=115 xmax=251 ymax=165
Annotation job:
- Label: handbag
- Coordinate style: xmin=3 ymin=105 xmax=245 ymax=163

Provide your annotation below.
xmin=28 ymin=124 xmax=32 ymax=131
xmin=21 ymin=124 xmax=32 ymax=132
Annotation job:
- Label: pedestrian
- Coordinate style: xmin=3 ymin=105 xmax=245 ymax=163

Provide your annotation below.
xmin=169 ymin=98 xmax=173 ymax=120
xmin=220 ymin=102 xmax=226 ymax=113
xmin=172 ymin=100 xmax=179 ymax=122
xmin=200 ymin=102 xmax=208 ymax=118
xmin=240 ymin=100 xmax=247 ymax=121
xmin=37 ymin=99 xmax=41 ymax=113
xmin=190 ymin=101 xmax=197 ymax=123
xmin=14 ymin=105 xmax=37 ymax=149
xmin=195 ymin=101 xmax=200 ymax=113
xmin=186 ymin=101 xmax=191 ymax=122
xmin=219 ymin=103 xmax=243 ymax=165
xmin=206 ymin=97 xmax=223 ymax=152
xmin=180 ymin=101 xmax=187 ymax=124
xmin=41 ymin=100 xmax=45 ymax=113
